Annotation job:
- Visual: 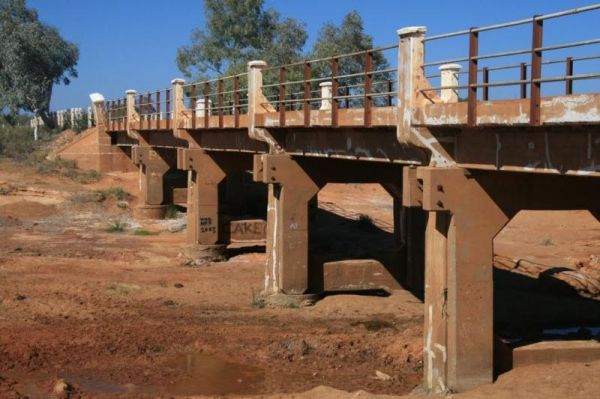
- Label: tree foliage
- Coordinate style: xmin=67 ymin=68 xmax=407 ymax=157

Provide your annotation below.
xmin=0 ymin=0 xmax=79 ymax=127
xmin=176 ymin=0 xmax=307 ymax=78
xmin=309 ymin=11 xmax=391 ymax=106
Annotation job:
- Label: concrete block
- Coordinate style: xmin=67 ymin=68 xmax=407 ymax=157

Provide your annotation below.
xmin=227 ymin=219 xmax=266 ymax=242
xmin=173 ymin=188 xmax=187 ymax=206
xmin=323 ymin=259 xmax=401 ymax=292
xmin=513 ymin=340 xmax=600 ymax=368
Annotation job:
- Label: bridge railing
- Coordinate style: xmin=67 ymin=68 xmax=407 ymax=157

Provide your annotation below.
xmin=420 ymin=4 xmax=600 ymax=126
xmin=259 ymin=44 xmax=398 ymax=127
xmin=183 ymin=73 xmax=249 ymax=129
xmin=106 ymin=96 xmax=127 ymax=131
xmin=135 ymin=87 xmax=173 ymax=130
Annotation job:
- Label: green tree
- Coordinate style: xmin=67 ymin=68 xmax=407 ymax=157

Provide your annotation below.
xmin=310 ymin=11 xmax=391 ymax=106
xmin=176 ymin=0 xmax=307 ymax=79
xmin=0 ymin=0 xmax=79 ymax=127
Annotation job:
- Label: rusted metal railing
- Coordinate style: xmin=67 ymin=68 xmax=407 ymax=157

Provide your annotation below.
xmin=136 ymin=88 xmax=172 ymax=130
xmin=183 ymin=73 xmax=249 ymax=129
xmin=261 ymin=44 xmax=397 ymax=127
xmin=106 ymin=96 xmax=127 ymax=131
xmin=421 ymin=4 xmax=600 ymax=126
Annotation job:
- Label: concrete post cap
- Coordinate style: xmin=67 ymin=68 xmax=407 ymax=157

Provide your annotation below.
xmin=397 ymin=26 xmax=427 ymax=37
xmin=89 ymin=93 xmax=105 ymax=104
xmin=248 ymin=60 xmax=268 ymax=68
xmin=319 ymin=82 xmax=332 ymax=87
xmin=439 ymin=63 xmax=462 ymax=71
xmin=171 ymin=78 xmax=185 ymax=84
xmin=125 ymin=89 xmax=137 ymax=95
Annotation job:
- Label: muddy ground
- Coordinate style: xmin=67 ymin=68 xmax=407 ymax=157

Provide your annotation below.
xmin=0 ymin=159 xmax=599 ymax=399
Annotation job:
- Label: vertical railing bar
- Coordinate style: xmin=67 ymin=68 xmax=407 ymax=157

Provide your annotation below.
xmin=279 ymin=66 xmax=286 ymax=127
xmin=304 ymin=62 xmax=311 ymax=127
xmin=520 ymin=62 xmax=528 ymax=99
xmin=110 ymin=102 xmax=113 ymax=129
xmin=387 ymin=80 xmax=393 ymax=106
xmin=482 ymin=67 xmax=489 ymax=101
xmin=191 ymin=85 xmax=196 ymax=129
xmin=156 ymin=91 xmax=161 ymax=129
xmin=345 ymin=86 xmax=350 ymax=109
xmin=218 ymin=79 xmax=224 ymax=128
xmin=530 ymin=16 xmax=543 ymax=126
xmin=565 ymin=56 xmax=573 ymax=95
xmin=331 ymin=58 xmax=339 ymax=128
xmin=204 ymin=82 xmax=210 ymax=128
xmin=116 ymin=99 xmax=121 ymax=130
xmin=147 ymin=93 xmax=152 ymax=130
xmin=234 ymin=76 xmax=240 ymax=128
xmin=467 ymin=28 xmax=479 ymax=127
xmin=124 ymin=97 xmax=128 ymax=127
xmin=138 ymin=95 xmax=143 ymax=130
xmin=166 ymin=89 xmax=171 ymax=130
xmin=364 ymin=51 xmax=373 ymax=127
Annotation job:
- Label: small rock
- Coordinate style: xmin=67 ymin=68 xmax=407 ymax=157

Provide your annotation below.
xmin=374 ymin=370 xmax=392 ymax=381
xmin=174 ymin=283 xmax=184 ymax=288
xmin=53 ymin=378 xmax=71 ymax=398
xmin=163 ymin=300 xmax=176 ymax=306
xmin=167 ymin=218 xmax=187 ymax=233
xmin=14 ymin=294 xmax=27 ymax=301
xmin=184 ymin=258 xmax=210 ymax=267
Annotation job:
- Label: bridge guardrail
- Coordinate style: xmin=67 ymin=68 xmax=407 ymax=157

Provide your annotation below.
xmin=183 ymin=73 xmax=249 ymax=129
xmin=421 ymin=4 xmax=600 ymax=126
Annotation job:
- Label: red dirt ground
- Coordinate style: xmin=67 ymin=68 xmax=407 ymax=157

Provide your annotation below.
xmin=0 ymin=159 xmax=599 ymax=399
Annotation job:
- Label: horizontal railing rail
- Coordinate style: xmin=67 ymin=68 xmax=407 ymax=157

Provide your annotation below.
xmin=106 ymin=96 xmax=127 ymax=131
xmin=421 ymin=3 xmax=600 ymax=125
xmin=183 ymin=73 xmax=249 ymax=129
xmin=137 ymin=87 xmax=173 ymax=130
xmin=260 ymin=44 xmax=398 ymax=127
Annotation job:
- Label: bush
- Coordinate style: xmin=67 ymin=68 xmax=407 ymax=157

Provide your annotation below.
xmin=105 ymin=220 xmax=126 ymax=233
xmin=34 ymin=157 xmax=102 ymax=184
xmin=0 ymin=125 xmax=47 ymax=161
xmin=70 ymin=186 xmax=129 ymax=203
xmin=164 ymin=204 xmax=180 ymax=219
xmin=133 ymin=229 xmax=158 ymax=236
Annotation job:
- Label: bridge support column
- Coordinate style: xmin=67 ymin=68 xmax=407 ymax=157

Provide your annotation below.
xmin=132 ymin=145 xmax=178 ymax=219
xmin=383 ymin=182 xmax=425 ymax=294
xmin=418 ymin=167 xmax=510 ymax=393
xmin=180 ymin=149 xmax=227 ymax=260
xmin=254 ymin=154 xmax=322 ymax=303
xmin=179 ymin=149 xmax=265 ymax=260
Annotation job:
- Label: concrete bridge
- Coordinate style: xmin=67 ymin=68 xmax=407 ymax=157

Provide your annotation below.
xmin=86 ymin=5 xmax=600 ymax=393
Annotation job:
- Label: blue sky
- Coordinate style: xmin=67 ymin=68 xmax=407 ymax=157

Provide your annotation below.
xmin=27 ymin=0 xmax=598 ymax=110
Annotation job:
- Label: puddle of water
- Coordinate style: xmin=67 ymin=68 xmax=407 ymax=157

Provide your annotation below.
xmin=3 ymin=353 xmax=264 ymax=397
xmin=543 ymin=326 xmax=600 ymax=339
xmin=163 ymin=352 xmax=265 ymax=396
xmin=59 ymin=374 xmax=141 ymax=394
